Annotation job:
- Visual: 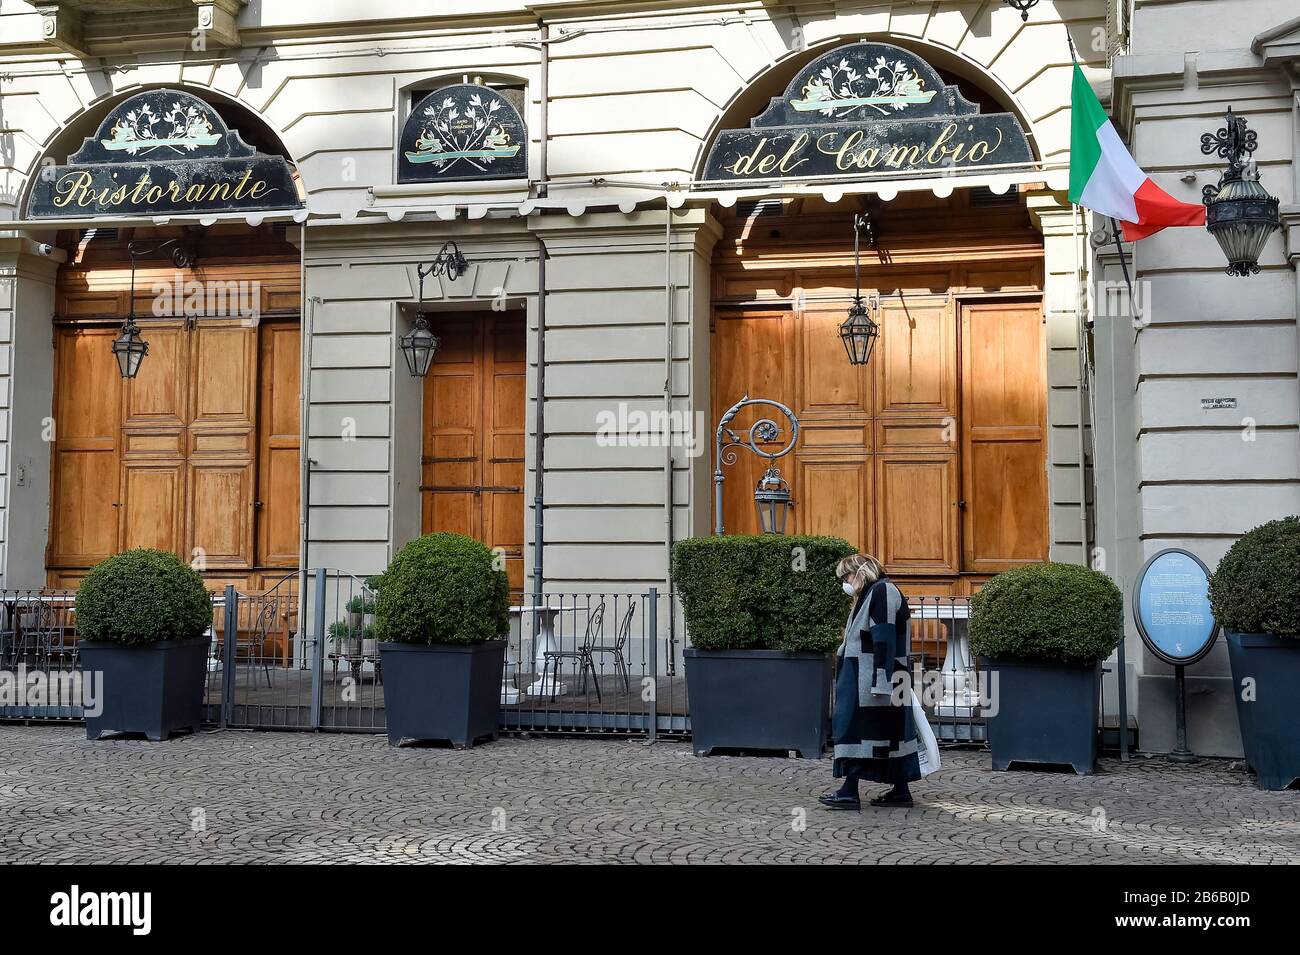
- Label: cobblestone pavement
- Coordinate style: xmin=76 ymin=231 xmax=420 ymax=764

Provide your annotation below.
xmin=0 ymin=725 xmax=1297 ymax=864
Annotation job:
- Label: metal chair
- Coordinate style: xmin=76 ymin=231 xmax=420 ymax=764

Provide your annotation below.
xmin=587 ymin=601 xmax=635 ymax=695
xmin=17 ymin=600 xmax=71 ymax=671
xmin=35 ymin=598 xmax=78 ymax=671
xmin=225 ymin=596 xmax=274 ymax=689
xmin=540 ymin=600 xmax=606 ymax=701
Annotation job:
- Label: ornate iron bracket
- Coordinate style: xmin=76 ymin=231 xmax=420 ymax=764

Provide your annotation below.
xmin=127 ymin=232 xmax=200 ymax=271
xmin=713 ymin=395 xmax=799 ymax=535
xmin=415 ymin=240 xmax=469 ymax=301
xmin=1200 ymin=107 xmax=1257 ymax=205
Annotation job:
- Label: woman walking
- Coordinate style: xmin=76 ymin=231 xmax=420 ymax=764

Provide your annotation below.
xmin=819 ymin=554 xmax=921 ymax=810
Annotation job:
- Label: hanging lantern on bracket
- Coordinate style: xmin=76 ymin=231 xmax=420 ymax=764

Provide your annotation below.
xmin=1200 ymin=108 xmax=1280 ymax=277
xmin=754 ymin=467 xmax=794 ymax=535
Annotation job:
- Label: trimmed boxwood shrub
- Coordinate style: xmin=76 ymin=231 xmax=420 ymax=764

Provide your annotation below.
xmin=374 ymin=533 xmax=509 ymax=645
xmin=346 ymin=595 xmax=376 ymax=615
xmin=672 ymin=535 xmax=856 ymax=654
xmin=76 ymin=548 xmax=213 ymax=646
xmin=969 ymin=562 xmax=1122 ymax=666
xmin=1209 ymin=516 xmax=1300 ymax=639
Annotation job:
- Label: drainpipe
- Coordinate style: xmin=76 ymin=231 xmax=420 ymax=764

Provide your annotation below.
xmin=1078 ymin=204 xmax=1130 ymax=761
xmin=297 ymin=225 xmax=313 ymax=666
xmin=530 ymin=18 xmax=550 ymax=618
xmin=537 ymin=21 xmax=548 ymax=201
xmin=663 ymin=200 xmax=675 ymax=675
xmin=532 ymin=238 xmax=548 ymax=618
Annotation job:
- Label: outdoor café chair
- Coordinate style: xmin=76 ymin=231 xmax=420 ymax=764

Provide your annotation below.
xmin=586 ymin=600 xmax=635 ymax=694
xmin=540 ymin=599 xmax=606 ymax=702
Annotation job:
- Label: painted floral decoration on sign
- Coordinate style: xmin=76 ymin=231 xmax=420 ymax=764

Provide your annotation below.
xmin=407 ymin=92 xmax=521 ymax=172
xmin=104 ymin=101 xmax=220 ymax=155
xmin=794 ymin=56 xmax=937 ymax=118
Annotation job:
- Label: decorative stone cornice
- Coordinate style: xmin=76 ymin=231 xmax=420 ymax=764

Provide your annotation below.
xmin=193 ymin=1 xmax=246 ymax=48
xmin=31 ymin=2 xmax=86 ymax=57
xmin=1253 ymin=16 xmax=1300 ymax=66
xmin=30 ymin=0 xmax=247 ymax=56
xmin=1025 ymin=189 xmax=1077 ymax=235
xmin=1281 ymin=205 xmax=1300 ymax=265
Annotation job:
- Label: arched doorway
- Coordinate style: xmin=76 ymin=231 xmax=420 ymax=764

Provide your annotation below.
xmin=29 ymin=87 xmax=305 ymax=594
xmin=705 ymin=41 xmax=1048 ymax=597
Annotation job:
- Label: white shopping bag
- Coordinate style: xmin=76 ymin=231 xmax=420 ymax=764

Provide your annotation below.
xmin=911 ymin=689 xmax=941 ymax=777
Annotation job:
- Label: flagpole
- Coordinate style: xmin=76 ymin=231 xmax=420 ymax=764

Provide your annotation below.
xmin=1069 ymin=23 xmax=1131 ymax=759
xmin=1106 ymin=217 xmax=1143 ymax=332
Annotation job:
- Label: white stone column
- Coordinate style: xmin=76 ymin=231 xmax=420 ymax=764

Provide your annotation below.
xmin=1027 ymin=189 xmax=1093 ymax=568
xmin=0 ymin=236 xmax=62 ymax=589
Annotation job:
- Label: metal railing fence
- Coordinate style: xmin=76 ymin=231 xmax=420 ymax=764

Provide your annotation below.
xmin=0 ymin=580 xmax=1130 ymax=751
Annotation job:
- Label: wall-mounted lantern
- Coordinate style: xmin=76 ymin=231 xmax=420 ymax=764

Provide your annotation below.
xmin=112 ymin=317 xmax=148 ymax=380
xmin=112 ymin=236 xmax=197 ymax=379
xmin=1200 ymin=109 xmax=1280 ymax=277
xmin=839 ymin=212 xmax=880 ymax=366
xmin=399 ymin=317 xmax=438 ymax=378
xmin=401 ymin=241 xmax=470 ymax=377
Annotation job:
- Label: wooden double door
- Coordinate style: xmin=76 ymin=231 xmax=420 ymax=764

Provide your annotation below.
xmin=48 ymin=317 xmax=301 ymax=585
xmin=712 ymin=296 xmax=1047 ymax=590
xmin=421 ymin=312 xmax=526 ymax=593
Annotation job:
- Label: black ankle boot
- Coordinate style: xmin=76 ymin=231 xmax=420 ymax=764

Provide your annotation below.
xmin=818 ymin=779 xmax=861 ymax=810
xmin=868 ymin=785 xmax=914 ymax=808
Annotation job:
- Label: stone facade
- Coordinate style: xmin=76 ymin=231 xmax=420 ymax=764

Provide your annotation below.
xmin=15 ymin=2 xmax=1267 ymax=743
xmin=1097 ymin=0 xmax=1300 ymax=756
xmin=0 ymin=0 xmax=1103 ymax=580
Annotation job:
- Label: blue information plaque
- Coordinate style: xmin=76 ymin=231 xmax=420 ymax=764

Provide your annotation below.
xmin=1133 ymin=549 xmax=1219 ymax=666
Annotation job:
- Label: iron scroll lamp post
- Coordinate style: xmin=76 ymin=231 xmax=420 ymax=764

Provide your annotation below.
xmin=714 ymin=396 xmax=799 ymax=535
xmin=1200 ymin=108 xmax=1281 ymax=277
xmin=400 ymin=241 xmax=470 ymax=377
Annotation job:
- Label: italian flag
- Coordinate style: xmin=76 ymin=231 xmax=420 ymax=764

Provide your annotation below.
xmin=1069 ymin=64 xmax=1205 ymax=241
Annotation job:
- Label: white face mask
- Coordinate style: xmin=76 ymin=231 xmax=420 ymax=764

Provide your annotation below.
xmin=842 ymin=581 xmax=857 ymax=596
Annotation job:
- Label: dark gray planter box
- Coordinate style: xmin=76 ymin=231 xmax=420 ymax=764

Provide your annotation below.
xmin=77 ymin=637 xmax=208 ymax=741
xmin=379 ymin=640 xmax=505 ymax=749
xmin=684 ymin=648 xmax=831 ymax=758
xmin=1226 ymin=631 xmax=1300 ymax=791
xmin=981 ymin=658 xmax=1100 ymax=775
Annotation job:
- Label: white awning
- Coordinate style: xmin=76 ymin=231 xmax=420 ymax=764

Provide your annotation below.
xmin=2 ymin=161 xmax=1071 ymax=230
xmin=0 ymin=208 xmax=315 ymax=232
xmin=338 ymin=162 xmax=1071 ymax=220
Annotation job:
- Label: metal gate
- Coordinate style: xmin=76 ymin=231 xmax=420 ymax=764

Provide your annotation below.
xmin=204 ymin=570 xmax=387 ymax=732
xmin=206 ymin=572 xmax=312 ymax=729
